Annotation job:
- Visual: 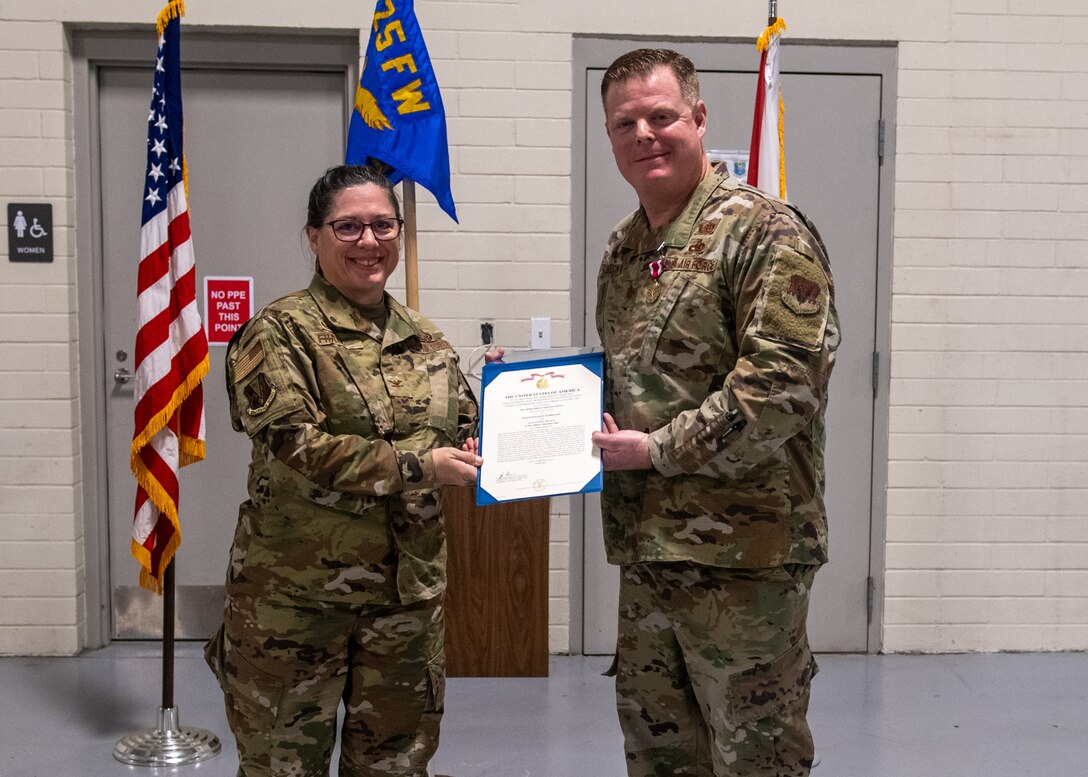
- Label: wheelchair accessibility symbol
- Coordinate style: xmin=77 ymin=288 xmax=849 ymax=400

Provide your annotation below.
xmin=8 ymin=203 xmax=54 ymax=263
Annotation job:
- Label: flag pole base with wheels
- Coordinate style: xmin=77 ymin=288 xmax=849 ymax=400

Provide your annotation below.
xmin=113 ymin=706 xmax=221 ymax=767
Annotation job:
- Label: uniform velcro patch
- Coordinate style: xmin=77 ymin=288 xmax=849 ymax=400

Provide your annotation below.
xmin=313 ymin=329 xmax=337 ymax=346
xmin=757 ymin=246 xmax=829 ymax=351
xmin=234 ymin=341 xmax=265 ymax=381
xmin=243 ymin=373 xmax=277 ymax=415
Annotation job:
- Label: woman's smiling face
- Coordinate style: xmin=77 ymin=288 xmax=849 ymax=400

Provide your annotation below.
xmin=307 ymin=183 xmax=400 ymax=306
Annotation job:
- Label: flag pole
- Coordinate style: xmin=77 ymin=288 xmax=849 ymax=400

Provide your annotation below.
xmin=403 ymin=179 xmax=420 ymax=310
xmin=115 ymin=3 xmax=221 ymax=766
xmin=161 ymin=560 xmax=176 ymax=710
xmin=113 ymin=558 xmax=222 ymax=766
xmin=769 ymin=0 xmax=778 ymax=24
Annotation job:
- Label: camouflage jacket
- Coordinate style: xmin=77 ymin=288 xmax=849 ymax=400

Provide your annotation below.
xmin=596 ymin=165 xmax=840 ymax=568
xmin=225 ymin=273 xmax=478 ymax=605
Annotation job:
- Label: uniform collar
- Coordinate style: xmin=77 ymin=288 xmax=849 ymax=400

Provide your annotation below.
xmin=306 ymin=273 xmax=427 ymax=348
xmin=655 ymin=165 xmax=731 ymax=249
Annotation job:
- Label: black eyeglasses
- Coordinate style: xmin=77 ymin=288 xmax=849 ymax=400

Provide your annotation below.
xmin=326 ymin=217 xmax=403 ymax=242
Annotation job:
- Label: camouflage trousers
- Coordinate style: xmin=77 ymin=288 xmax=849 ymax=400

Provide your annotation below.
xmin=613 ymin=562 xmax=820 ymax=777
xmin=204 ymin=588 xmax=445 ymax=777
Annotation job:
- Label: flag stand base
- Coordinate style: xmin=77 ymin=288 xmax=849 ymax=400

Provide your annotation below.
xmin=113 ymin=706 xmax=221 ymax=767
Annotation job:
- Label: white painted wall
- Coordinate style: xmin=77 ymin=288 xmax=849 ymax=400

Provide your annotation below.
xmin=1 ymin=0 xmax=1085 ymax=655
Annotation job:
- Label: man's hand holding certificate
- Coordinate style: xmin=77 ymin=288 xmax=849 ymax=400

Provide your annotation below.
xmin=476 ymin=349 xmax=604 ymax=505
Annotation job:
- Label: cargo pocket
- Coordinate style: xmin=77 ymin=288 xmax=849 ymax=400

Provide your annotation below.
xmin=218 ymin=631 xmax=289 ymax=743
xmin=727 ymin=637 xmax=818 ymax=726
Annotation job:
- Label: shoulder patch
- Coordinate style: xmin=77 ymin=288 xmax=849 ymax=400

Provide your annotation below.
xmin=782 ymin=275 xmax=822 ymax=315
xmin=757 ymin=247 xmax=829 ymax=351
xmin=234 ymin=341 xmax=265 ymax=382
xmin=243 ymin=373 xmax=277 ymax=415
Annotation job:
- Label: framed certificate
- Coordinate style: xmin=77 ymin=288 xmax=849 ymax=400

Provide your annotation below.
xmin=476 ymin=349 xmax=604 ymax=505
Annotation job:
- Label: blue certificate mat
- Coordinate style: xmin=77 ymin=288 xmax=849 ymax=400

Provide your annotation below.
xmin=476 ymin=349 xmax=604 ymax=506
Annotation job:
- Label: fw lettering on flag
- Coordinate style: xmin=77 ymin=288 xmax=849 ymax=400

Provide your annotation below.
xmin=130 ymin=0 xmax=209 ymax=593
xmin=345 ymin=0 xmax=457 ymax=221
xmin=747 ymin=17 xmax=788 ymax=200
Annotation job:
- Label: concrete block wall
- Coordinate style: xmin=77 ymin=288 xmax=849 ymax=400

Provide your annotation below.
xmin=0 ymin=15 xmax=84 ymax=655
xmin=1 ymin=0 xmax=1086 ymax=654
xmin=883 ymin=1 xmax=1088 ymax=652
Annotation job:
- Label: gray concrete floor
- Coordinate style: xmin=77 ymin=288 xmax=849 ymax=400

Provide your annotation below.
xmin=1 ymin=643 xmax=1086 ymax=776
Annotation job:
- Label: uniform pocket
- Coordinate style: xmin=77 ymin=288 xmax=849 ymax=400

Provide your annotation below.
xmin=727 ymin=636 xmax=818 ymax=726
xmin=219 ymin=629 xmax=288 ymax=730
xmin=424 ymin=354 xmax=458 ymax=443
xmin=384 ymin=349 xmax=458 ymax=445
xmin=640 ymin=276 xmax=728 ymax=388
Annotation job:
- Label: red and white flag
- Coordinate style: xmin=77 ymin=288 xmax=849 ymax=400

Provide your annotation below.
xmin=747 ymin=17 xmax=788 ymax=200
xmin=130 ymin=0 xmax=209 ymax=593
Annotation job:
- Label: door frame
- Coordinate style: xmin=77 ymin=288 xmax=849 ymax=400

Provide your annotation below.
xmin=569 ymin=35 xmax=897 ymax=654
xmin=72 ymin=27 xmax=359 ymax=648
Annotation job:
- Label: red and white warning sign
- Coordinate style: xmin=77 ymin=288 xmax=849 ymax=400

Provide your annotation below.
xmin=204 ymin=276 xmax=254 ymax=346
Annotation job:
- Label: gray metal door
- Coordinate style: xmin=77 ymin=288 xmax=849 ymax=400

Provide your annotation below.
xmin=97 ymin=64 xmax=346 ymax=638
xmin=578 ymin=41 xmax=891 ymax=653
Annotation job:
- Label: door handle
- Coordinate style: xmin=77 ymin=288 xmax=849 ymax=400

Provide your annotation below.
xmin=114 ymin=368 xmax=136 ymax=385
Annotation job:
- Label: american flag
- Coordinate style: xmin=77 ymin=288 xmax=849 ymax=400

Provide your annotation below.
xmin=747 ymin=17 xmax=788 ymax=200
xmin=130 ymin=0 xmax=209 ymax=593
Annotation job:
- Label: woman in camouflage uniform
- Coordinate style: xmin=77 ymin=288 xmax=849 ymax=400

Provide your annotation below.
xmin=205 ymin=165 xmax=481 ymax=777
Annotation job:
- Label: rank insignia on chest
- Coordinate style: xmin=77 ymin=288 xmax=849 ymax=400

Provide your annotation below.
xmin=244 ymin=373 xmax=277 ymax=415
xmin=314 ymin=330 xmax=337 ymax=346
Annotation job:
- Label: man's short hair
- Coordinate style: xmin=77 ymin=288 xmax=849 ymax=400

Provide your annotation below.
xmin=600 ymin=48 xmax=701 ymax=108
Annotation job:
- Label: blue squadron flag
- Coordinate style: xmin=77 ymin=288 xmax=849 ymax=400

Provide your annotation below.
xmin=346 ymin=0 xmax=458 ymax=221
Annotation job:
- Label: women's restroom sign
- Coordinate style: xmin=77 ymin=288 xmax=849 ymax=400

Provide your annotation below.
xmin=7 ymin=203 xmax=53 ymax=262
xmin=204 ymin=276 xmax=254 ymax=346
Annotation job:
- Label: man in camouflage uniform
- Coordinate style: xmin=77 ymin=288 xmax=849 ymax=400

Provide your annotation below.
xmin=591 ymin=49 xmax=839 ymax=777
xmin=204 ymin=182 xmax=479 ymax=776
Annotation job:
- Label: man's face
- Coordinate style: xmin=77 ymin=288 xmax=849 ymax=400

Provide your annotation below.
xmin=603 ymin=65 xmax=707 ymax=205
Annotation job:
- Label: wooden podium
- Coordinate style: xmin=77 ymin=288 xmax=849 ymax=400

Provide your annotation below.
xmin=442 ymin=486 xmax=549 ymax=677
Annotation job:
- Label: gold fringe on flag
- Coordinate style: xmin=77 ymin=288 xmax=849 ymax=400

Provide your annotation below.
xmin=156 ymin=0 xmax=185 ymax=37
xmin=129 ymin=354 xmax=208 ymax=458
xmin=129 ymin=352 xmax=209 ymax=592
xmin=133 ymin=533 xmax=182 ymax=594
xmin=756 ymin=16 xmax=786 ymax=52
xmin=777 ymin=88 xmax=787 ymax=200
xmin=756 ymin=17 xmax=788 ymax=200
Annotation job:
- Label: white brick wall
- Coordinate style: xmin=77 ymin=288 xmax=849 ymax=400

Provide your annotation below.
xmin=885 ymin=3 xmax=1088 ymax=653
xmin=0 ymin=12 xmax=82 ymax=655
xmin=2 ymin=0 xmax=1086 ymax=655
